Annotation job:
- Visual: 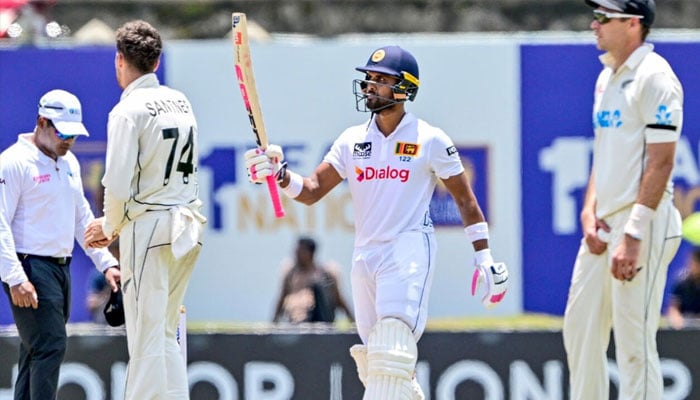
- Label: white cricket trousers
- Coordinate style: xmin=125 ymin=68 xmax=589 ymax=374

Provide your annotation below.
xmin=563 ymin=197 xmax=681 ymax=400
xmin=120 ymin=210 xmax=202 ymax=400
xmin=351 ymin=230 xmax=437 ymax=344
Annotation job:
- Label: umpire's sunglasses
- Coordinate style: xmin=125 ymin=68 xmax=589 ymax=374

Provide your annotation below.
xmin=47 ymin=119 xmax=78 ymax=141
xmin=593 ymin=9 xmax=644 ymax=24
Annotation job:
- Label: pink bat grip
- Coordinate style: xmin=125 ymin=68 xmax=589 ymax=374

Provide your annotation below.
xmin=265 ymin=175 xmax=285 ymax=218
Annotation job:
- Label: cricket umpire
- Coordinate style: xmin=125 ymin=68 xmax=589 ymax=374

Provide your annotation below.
xmin=245 ymin=45 xmax=509 ymax=399
xmin=0 ymin=89 xmax=119 ymax=399
xmin=563 ymin=1 xmax=683 ymax=399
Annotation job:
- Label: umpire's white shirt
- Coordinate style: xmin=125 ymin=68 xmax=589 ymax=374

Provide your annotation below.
xmin=592 ymin=43 xmax=683 ymax=219
xmin=324 ymin=112 xmax=464 ymax=247
xmin=102 ymin=73 xmax=201 ymax=237
xmin=0 ymin=134 xmax=118 ymax=286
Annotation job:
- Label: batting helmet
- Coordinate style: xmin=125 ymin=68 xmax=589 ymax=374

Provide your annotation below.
xmin=356 ymin=46 xmax=420 ymax=102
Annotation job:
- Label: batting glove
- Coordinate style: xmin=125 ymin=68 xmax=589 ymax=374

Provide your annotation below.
xmin=244 ymin=144 xmax=284 ymax=184
xmin=471 ymin=249 xmax=509 ymax=308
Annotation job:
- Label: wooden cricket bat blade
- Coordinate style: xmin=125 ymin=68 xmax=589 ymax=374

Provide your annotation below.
xmin=232 ymin=12 xmax=285 ymax=218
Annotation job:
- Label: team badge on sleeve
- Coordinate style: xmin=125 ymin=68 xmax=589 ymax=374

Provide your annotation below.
xmin=446 ymin=146 xmax=458 ymax=156
xmin=654 ymin=104 xmax=673 ymax=126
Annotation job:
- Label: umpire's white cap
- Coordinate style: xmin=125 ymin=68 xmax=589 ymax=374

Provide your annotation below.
xmin=38 ymin=89 xmax=90 ymax=137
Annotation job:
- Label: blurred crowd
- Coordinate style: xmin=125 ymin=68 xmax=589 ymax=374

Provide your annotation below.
xmin=3 ymin=0 xmax=700 ymax=44
xmin=0 ymin=0 xmax=60 ymax=41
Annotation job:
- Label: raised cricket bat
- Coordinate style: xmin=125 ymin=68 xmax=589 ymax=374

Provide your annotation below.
xmin=232 ymin=12 xmax=285 ymax=218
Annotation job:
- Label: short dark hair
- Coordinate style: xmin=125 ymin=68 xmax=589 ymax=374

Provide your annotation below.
xmin=297 ymin=236 xmax=317 ymax=255
xmin=116 ymin=20 xmax=162 ymax=74
xmin=692 ymin=247 xmax=700 ymax=264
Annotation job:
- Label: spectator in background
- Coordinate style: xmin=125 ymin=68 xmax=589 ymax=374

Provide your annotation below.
xmin=23 ymin=0 xmax=56 ymax=36
xmin=273 ymin=236 xmax=354 ymax=324
xmin=85 ymin=268 xmax=111 ymax=324
xmin=667 ymin=212 xmax=700 ymax=330
xmin=666 ymin=247 xmax=700 ymax=329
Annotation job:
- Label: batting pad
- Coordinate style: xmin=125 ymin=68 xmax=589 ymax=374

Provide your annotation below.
xmin=364 ymin=318 xmax=418 ymax=400
xmin=349 ymin=344 xmax=368 ymax=387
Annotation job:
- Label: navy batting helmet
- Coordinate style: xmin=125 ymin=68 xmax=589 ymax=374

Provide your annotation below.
xmin=356 ymin=46 xmax=420 ymax=102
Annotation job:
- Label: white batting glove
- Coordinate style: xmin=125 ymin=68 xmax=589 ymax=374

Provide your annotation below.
xmin=244 ymin=144 xmax=284 ymax=184
xmin=471 ymin=249 xmax=509 ymax=308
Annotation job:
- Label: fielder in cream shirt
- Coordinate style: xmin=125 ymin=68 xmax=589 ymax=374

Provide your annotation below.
xmin=563 ymin=1 xmax=683 ymax=399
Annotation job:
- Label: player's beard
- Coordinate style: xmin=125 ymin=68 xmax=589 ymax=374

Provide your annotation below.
xmin=365 ymin=94 xmax=396 ymax=112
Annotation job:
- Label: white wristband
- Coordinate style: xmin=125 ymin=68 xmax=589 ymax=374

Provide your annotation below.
xmin=281 ymin=170 xmax=303 ymax=199
xmin=465 ymin=222 xmax=489 ymax=243
xmin=623 ymin=203 xmax=655 ymax=240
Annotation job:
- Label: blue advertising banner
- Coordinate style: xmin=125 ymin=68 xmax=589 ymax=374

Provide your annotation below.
xmin=2 ymin=38 xmax=700 ymax=323
xmin=0 ymin=46 xmax=165 ymax=324
xmin=521 ymin=42 xmax=700 ymax=315
xmin=430 ymin=146 xmax=489 ymax=226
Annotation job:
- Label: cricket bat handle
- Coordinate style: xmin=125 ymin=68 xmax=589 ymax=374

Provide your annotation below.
xmin=266 ymin=174 xmax=285 ymax=218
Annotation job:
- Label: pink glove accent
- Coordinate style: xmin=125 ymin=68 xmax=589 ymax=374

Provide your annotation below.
xmin=471 ymin=262 xmax=509 ymax=308
xmin=471 ymin=268 xmax=481 ymax=296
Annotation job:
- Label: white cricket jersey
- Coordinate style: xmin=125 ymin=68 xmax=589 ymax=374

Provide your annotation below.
xmin=102 ymin=73 xmax=201 ymax=236
xmin=0 ymin=134 xmax=118 ymax=286
xmin=323 ymin=112 xmax=464 ymax=247
xmin=592 ymin=44 xmax=683 ymax=219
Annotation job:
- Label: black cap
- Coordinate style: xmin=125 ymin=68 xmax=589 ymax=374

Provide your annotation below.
xmin=103 ymin=288 xmax=125 ymax=327
xmin=585 ymin=0 xmax=656 ymax=26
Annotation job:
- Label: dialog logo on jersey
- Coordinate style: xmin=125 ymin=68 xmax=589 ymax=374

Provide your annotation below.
xmin=355 ymin=165 xmax=409 ymax=182
xmin=395 ymin=142 xmax=420 ymax=157
xmin=446 ymin=146 xmax=458 ymax=156
xmin=353 ymin=142 xmax=372 ymax=159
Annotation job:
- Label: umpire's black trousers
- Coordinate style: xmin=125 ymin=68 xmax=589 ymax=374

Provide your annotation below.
xmin=3 ymin=254 xmax=71 ymax=400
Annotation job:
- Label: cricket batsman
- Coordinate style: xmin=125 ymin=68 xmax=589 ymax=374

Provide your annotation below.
xmin=244 ymin=45 xmax=509 ymax=398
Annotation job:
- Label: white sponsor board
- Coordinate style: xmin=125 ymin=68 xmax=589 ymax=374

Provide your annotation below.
xmin=166 ymin=37 xmax=522 ymax=321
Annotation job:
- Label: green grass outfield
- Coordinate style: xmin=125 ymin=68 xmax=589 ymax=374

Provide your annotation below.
xmin=7 ymin=313 xmax=682 ymax=336
xmin=1 ymin=313 xmax=564 ymax=337
xmin=425 ymin=313 xmax=563 ymax=331
xmin=186 ymin=313 xmax=565 ymax=334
